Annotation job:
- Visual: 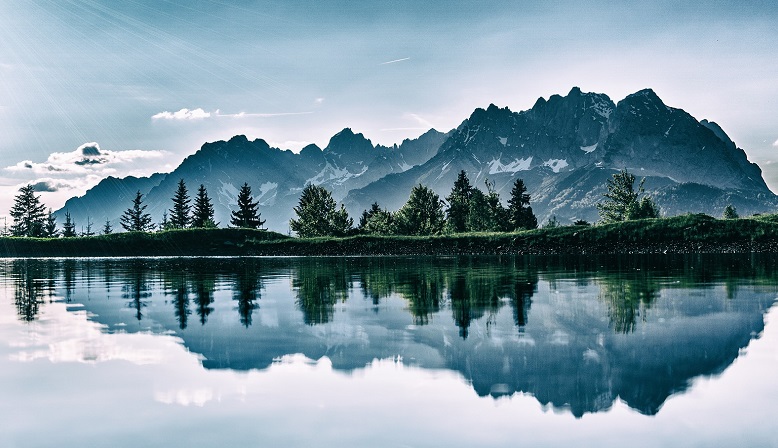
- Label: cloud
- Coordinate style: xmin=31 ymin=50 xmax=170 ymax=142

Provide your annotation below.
xmin=214 ymin=111 xmax=312 ymax=118
xmin=152 ymin=108 xmax=211 ymax=120
xmin=380 ymin=57 xmax=410 ymax=65
xmin=79 ymin=142 xmax=101 ymax=156
xmin=29 ymin=180 xmax=69 ymax=192
xmin=314 ymin=98 xmax=325 ymax=105
xmin=773 ymin=139 xmax=778 ymax=147
xmin=6 ymin=144 xmax=165 ymax=176
xmin=404 ymin=113 xmax=435 ymax=129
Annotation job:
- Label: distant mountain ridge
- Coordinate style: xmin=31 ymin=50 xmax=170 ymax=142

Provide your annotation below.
xmin=56 ymin=88 xmax=777 ymax=232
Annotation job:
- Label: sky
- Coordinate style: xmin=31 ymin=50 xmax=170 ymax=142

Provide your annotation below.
xmin=1 ymin=0 xmax=777 ymax=219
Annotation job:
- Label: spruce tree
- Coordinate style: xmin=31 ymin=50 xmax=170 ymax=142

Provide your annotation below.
xmin=507 ymin=178 xmax=537 ymax=230
xmin=445 ymin=170 xmax=473 ymax=233
xmin=722 ymin=204 xmax=739 ymax=219
xmin=169 ymin=179 xmax=191 ymax=229
xmin=358 ymin=202 xmax=393 ymax=235
xmin=82 ymin=216 xmax=95 ymax=237
xmin=192 ymin=184 xmax=217 ymax=228
xmin=9 ymin=184 xmax=47 ymax=237
xmin=44 ymin=209 xmax=58 ymax=238
xmin=62 ymin=211 xmax=77 ymax=237
xmin=102 ymin=219 xmax=113 ymax=235
xmin=120 ymin=191 xmax=154 ymax=232
xmin=393 ymin=184 xmax=445 ymax=235
xmin=230 ymin=183 xmax=265 ymax=229
xmin=330 ymin=204 xmax=354 ymax=237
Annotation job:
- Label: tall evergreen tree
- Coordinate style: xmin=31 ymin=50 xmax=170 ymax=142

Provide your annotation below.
xmin=358 ymin=202 xmax=393 ymax=235
xmin=169 ymin=179 xmax=191 ymax=229
xmin=102 ymin=219 xmax=113 ymax=235
xmin=445 ymin=170 xmax=473 ymax=233
xmin=44 ymin=209 xmax=58 ymax=238
xmin=82 ymin=216 xmax=95 ymax=237
xmin=393 ymin=184 xmax=445 ymax=235
xmin=467 ymin=180 xmax=509 ymax=232
xmin=192 ymin=184 xmax=217 ymax=228
xmin=230 ymin=183 xmax=265 ymax=229
xmin=722 ymin=204 xmax=739 ymax=219
xmin=507 ymin=178 xmax=537 ymax=230
xmin=120 ymin=191 xmax=154 ymax=232
xmin=9 ymin=185 xmax=47 ymax=237
xmin=290 ymin=184 xmax=352 ymax=237
xmin=62 ymin=211 xmax=77 ymax=237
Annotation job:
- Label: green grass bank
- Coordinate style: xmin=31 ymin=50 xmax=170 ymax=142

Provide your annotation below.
xmin=2 ymin=214 xmax=778 ymax=258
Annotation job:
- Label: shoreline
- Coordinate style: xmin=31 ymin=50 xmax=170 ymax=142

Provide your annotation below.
xmin=2 ymin=214 xmax=777 ymax=258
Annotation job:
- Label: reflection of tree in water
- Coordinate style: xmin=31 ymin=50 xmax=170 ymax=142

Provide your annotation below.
xmin=293 ymin=259 xmax=349 ymax=325
xmin=233 ymin=263 xmax=262 ymax=328
xmin=397 ymin=269 xmax=444 ymax=325
xmin=122 ymin=260 xmax=151 ymax=321
xmin=508 ymin=270 xmax=538 ymax=329
xmin=162 ymin=267 xmax=190 ymax=330
xmin=599 ymin=272 xmax=660 ymax=334
xmin=12 ymin=260 xmax=49 ymax=322
xmin=192 ymin=268 xmax=216 ymax=326
xmin=62 ymin=259 xmax=76 ymax=303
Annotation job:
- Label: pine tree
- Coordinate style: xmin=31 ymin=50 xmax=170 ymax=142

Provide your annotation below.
xmin=445 ymin=170 xmax=473 ymax=233
xmin=507 ymin=178 xmax=537 ymax=230
xmin=120 ymin=191 xmax=154 ymax=232
xmin=82 ymin=216 xmax=95 ymax=237
xmin=230 ymin=183 xmax=265 ymax=229
xmin=169 ymin=179 xmax=191 ymax=229
xmin=62 ymin=211 xmax=77 ymax=237
xmin=102 ymin=219 xmax=113 ymax=235
xmin=192 ymin=184 xmax=218 ymax=228
xmin=9 ymin=184 xmax=47 ymax=237
xmin=467 ymin=180 xmax=509 ymax=232
xmin=159 ymin=211 xmax=171 ymax=231
xmin=393 ymin=184 xmax=445 ymax=235
xmin=290 ymin=184 xmax=346 ymax=237
xmin=44 ymin=209 xmax=58 ymax=238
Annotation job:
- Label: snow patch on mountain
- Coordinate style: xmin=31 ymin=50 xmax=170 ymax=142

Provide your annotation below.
xmin=498 ymin=137 xmax=508 ymax=146
xmin=580 ymin=143 xmax=598 ymax=153
xmin=218 ymin=181 xmax=239 ymax=206
xmin=488 ymin=157 xmax=533 ymax=174
xmin=544 ymin=159 xmax=569 ymax=173
xmin=307 ymin=163 xmax=368 ymax=186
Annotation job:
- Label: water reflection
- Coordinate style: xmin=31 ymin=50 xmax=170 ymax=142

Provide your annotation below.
xmin=1 ymin=255 xmax=776 ymax=418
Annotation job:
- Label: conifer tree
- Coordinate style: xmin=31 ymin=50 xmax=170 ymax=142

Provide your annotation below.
xmin=393 ymin=184 xmax=445 ymax=235
xmin=9 ymin=184 xmax=47 ymax=237
xmin=120 ymin=191 xmax=154 ymax=232
xmin=507 ymin=178 xmax=537 ymax=230
xmin=445 ymin=170 xmax=473 ymax=233
xmin=230 ymin=183 xmax=265 ymax=229
xmin=358 ymin=202 xmax=393 ymax=235
xmin=159 ymin=211 xmax=171 ymax=231
xmin=62 ymin=211 xmax=77 ymax=237
xmin=102 ymin=219 xmax=113 ymax=235
xmin=169 ymin=179 xmax=191 ymax=229
xmin=82 ymin=216 xmax=95 ymax=237
xmin=44 ymin=209 xmax=58 ymax=238
xmin=331 ymin=204 xmax=354 ymax=237
xmin=192 ymin=184 xmax=217 ymax=228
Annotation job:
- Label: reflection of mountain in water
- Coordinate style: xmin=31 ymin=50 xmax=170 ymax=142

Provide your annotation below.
xmin=3 ymin=255 xmax=776 ymax=418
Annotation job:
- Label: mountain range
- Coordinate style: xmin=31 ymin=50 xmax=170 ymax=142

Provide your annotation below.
xmin=56 ymin=87 xmax=777 ymax=233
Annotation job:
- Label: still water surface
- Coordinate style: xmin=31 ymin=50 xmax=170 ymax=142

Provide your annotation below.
xmin=1 ymin=255 xmax=777 ymax=447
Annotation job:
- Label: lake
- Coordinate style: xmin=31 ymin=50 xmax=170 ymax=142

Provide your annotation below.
xmin=1 ymin=255 xmax=777 ymax=447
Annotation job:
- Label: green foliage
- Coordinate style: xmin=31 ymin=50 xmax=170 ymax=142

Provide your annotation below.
xmin=445 ymin=170 xmax=473 ymax=233
xmin=722 ymin=204 xmax=739 ymax=219
xmin=465 ymin=181 xmax=509 ymax=232
xmin=102 ymin=219 xmax=113 ymax=235
xmin=63 ymin=211 xmax=77 ymax=237
xmin=358 ymin=203 xmax=394 ymax=235
xmin=9 ymin=185 xmax=47 ymax=237
xmin=290 ymin=184 xmax=352 ymax=237
xmin=44 ymin=209 xmax=58 ymax=238
xmin=597 ymin=169 xmax=660 ymax=223
xmin=507 ymin=178 xmax=537 ymax=230
xmin=393 ymin=184 xmax=445 ymax=235
xmin=169 ymin=179 xmax=191 ymax=229
xmin=192 ymin=184 xmax=218 ymax=228
xmin=573 ymin=219 xmax=590 ymax=226
xmin=120 ymin=191 xmax=155 ymax=232
xmin=230 ymin=183 xmax=265 ymax=229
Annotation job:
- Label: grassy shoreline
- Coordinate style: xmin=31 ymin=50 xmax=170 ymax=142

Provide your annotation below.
xmin=2 ymin=214 xmax=778 ymax=258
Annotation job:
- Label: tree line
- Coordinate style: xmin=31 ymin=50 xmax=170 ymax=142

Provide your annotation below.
xmin=5 ymin=168 xmax=741 ymax=238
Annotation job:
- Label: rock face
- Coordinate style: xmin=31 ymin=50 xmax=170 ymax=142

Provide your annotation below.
xmin=56 ymin=88 xmax=775 ymax=232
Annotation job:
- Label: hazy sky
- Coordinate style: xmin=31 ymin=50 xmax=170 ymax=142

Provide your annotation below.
xmin=1 ymin=0 xmax=777 ymax=215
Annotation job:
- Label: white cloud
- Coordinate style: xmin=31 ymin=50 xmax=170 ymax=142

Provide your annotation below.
xmin=214 ymin=111 xmax=312 ymax=118
xmin=773 ymin=139 xmax=778 ymax=147
xmin=314 ymin=98 xmax=325 ymax=105
xmin=152 ymin=108 xmax=211 ymax=120
xmin=404 ymin=113 xmax=435 ymax=129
